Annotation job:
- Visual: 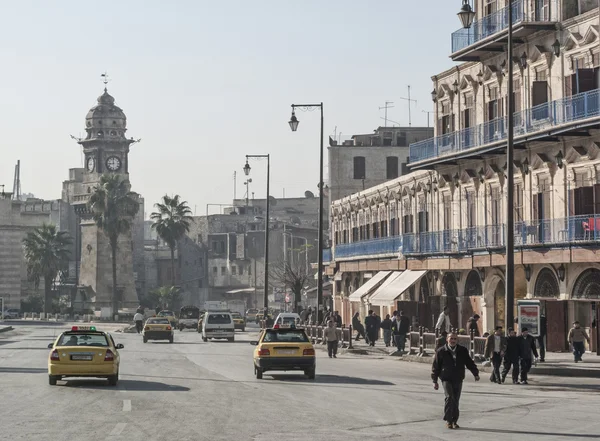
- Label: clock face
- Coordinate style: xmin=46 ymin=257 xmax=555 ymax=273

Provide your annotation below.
xmin=106 ymin=156 xmax=121 ymax=171
xmin=86 ymin=157 xmax=95 ymax=172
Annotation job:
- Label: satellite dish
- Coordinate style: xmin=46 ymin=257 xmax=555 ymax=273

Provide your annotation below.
xmin=304 ymin=191 xmax=315 ymax=198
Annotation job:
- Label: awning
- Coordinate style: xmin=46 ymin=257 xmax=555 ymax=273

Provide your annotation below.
xmin=368 ymin=270 xmax=427 ymax=306
xmin=348 ymin=271 xmax=393 ymax=302
xmin=305 ymin=281 xmax=332 ymax=294
xmin=225 ymin=288 xmax=256 ymax=294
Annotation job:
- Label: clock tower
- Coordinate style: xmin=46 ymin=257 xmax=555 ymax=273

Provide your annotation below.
xmin=71 ymin=87 xmax=142 ymax=315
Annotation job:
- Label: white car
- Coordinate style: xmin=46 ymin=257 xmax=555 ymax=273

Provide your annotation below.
xmin=273 ymin=313 xmax=302 ymax=328
xmin=202 ymin=311 xmax=235 ymax=342
xmin=2 ymin=309 xmax=19 ymax=319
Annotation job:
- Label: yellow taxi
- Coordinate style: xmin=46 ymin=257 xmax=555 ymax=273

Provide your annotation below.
xmin=251 ymin=325 xmax=315 ymax=380
xmin=157 ymin=310 xmax=178 ymax=328
xmin=47 ymin=326 xmax=122 ymax=386
xmin=143 ymin=317 xmax=174 ymax=343
xmin=231 ymin=312 xmax=246 ymax=332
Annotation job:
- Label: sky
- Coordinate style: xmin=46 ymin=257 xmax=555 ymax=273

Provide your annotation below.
xmin=0 ymin=0 xmax=460 ymax=218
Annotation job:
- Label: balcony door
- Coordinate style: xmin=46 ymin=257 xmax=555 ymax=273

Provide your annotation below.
xmin=532 ymin=70 xmax=549 ymax=121
xmin=533 ymin=177 xmax=551 ymax=242
xmin=535 ymin=0 xmax=550 ymax=21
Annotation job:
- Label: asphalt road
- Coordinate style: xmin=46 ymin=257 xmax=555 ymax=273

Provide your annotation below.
xmin=1 ymin=321 xmax=599 ymax=441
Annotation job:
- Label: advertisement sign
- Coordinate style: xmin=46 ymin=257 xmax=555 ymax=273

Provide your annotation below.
xmin=517 ymin=300 xmax=540 ymax=336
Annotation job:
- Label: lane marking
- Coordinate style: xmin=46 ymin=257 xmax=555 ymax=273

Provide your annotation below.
xmin=122 ymin=399 xmax=131 ymax=412
xmin=109 ymin=423 xmax=127 ymax=436
xmin=119 ymin=389 xmax=126 ymax=393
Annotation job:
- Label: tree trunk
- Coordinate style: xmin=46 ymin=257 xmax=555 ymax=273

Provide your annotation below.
xmin=111 ymin=241 xmax=118 ymax=317
xmin=44 ymin=276 xmax=52 ymax=316
xmin=170 ymin=246 xmax=176 ymax=287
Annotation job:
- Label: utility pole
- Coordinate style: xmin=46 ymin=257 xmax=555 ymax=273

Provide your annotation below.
xmin=422 ymin=110 xmax=433 ymax=128
xmin=399 ymin=85 xmax=418 ymax=127
xmin=379 ymin=101 xmax=395 ymax=127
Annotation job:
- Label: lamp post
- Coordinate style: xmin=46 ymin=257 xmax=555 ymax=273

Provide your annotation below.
xmin=289 ymin=103 xmax=325 ymax=321
xmin=458 ymin=0 xmax=515 ymax=328
xmin=243 ymin=155 xmax=270 ymax=310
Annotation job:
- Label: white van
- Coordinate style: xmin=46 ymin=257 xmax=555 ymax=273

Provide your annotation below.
xmin=202 ymin=311 xmax=235 ymax=342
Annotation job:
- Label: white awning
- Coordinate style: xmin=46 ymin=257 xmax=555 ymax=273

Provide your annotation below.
xmin=348 ymin=271 xmax=393 ymax=302
xmin=369 ymin=270 xmax=427 ymax=306
xmin=225 ymin=288 xmax=256 ymax=294
xmin=305 ymin=281 xmax=333 ymax=294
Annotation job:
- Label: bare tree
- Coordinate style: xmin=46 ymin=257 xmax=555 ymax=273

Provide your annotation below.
xmin=270 ymin=258 xmax=314 ymax=313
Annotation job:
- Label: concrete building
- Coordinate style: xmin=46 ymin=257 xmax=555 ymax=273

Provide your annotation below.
xmin=0 ymin=194 xmax=72 ymax=309
xmin=328 ymin=126 xmax=433 ymax=204
xmin=328 ymin=1 xmax=599 ymax=354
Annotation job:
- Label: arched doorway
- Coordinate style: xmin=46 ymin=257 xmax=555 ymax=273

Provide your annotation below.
xmin=419 ymin=278 xmax=430 ymax=303
xmin=463 ymin=270 xmax=483 ymax=335
xmin=464 ymin=270 xmax=482 ymax=297
xmin=534 ymin=268 xmax=560 ymax=298
xmin=571 ymin=269 xmax=600 ymax=353
xmin=442 ymin=273 xmax=458 ymax=297
xmin=573 ymin=269 xmax=600 ymax=299
xmin=441 ymin=273 xmax=459 ymax=329
xmin=494 ymin=280 xmax=505 ymax=329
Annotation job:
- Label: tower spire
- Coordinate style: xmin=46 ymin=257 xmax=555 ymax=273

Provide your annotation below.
xmin=100 ymin=71 xmax=110 ymax=92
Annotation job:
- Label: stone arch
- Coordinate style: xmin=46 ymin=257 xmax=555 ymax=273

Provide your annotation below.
xmin=572 ymin=268 xmax=600 ymax=299
xmin=482 ymin=268 xmax=505 ymax=331
xmin=441 ymin=272 xmax=458 ymax=297
xmin=464 ymin=270 xmax=482 ymax=297
xmin=533 ymin=267 xmax=560 ymax=298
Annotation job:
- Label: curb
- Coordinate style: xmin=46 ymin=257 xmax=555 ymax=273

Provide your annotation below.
xmin=0 ymin=326 xmax=14 ymax=333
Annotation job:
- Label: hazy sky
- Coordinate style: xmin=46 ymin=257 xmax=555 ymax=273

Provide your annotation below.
xmin=0 ymin=0 xmax=459 ymax=217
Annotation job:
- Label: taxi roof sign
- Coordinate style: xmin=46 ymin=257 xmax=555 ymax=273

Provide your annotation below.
xmin=71 ymin=326 xmax=96 ymax=331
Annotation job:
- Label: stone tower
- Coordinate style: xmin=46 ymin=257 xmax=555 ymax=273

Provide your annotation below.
xmin=71 ymin=88 xmax=141 ymax=313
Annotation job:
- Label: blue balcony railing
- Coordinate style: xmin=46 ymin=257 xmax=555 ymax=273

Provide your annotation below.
xmin=452 ymin=0 xmax=524 ymax=53
xmin=332 ymin=215 xmax=600 ymax=260
xmin=409 ymin=88 xmax=600 ymax=164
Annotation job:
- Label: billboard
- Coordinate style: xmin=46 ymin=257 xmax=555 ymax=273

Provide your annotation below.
xmin=517 ymin=300 xmax=541 ymax=336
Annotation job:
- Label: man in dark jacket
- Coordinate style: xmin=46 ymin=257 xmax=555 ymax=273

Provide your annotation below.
xmin=431 ymin=332 xmax=480 ymax=429
xmin=518 ymin=327 xmax=539 ymax=384
xmin=352 ymin=312 xmax=366 ymax=341
xmin=364 ymin=310 xmax=379 ymax=346
xmin=333 ymin=310 xmax=342 ymax=328
xmin=467 ymin=314 xmax=480 ymax=337
xmin=501 ymin=328 xmax=520 ymax=384
xmin=538 ymin=314 xmax=547 ymax=362
xmin=392 ymin=310 xmax=411 ymax=352
xmin=484 ymin=326 xmax=507 ymax=384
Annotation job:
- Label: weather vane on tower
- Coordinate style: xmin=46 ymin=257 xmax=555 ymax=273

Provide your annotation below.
xmin=100 ymin=72 xmax=110 ymax=91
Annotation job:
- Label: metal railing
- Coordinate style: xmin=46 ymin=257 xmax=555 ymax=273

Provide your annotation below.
xmin=333 ymin=215 xmax=600 ymax=260
xmin=407 ymin=327 xmax=487 ymax=359
xmin=451 ymin=0 xmax=558 ymax=54
xmin=409 ymin=88 xmax=600 ymax=164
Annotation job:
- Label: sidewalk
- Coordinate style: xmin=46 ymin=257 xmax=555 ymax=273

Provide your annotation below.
xmin=333 ymin=338 xmax=600 ymax=378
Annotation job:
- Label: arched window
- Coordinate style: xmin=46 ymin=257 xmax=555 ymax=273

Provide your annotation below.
xmin=533 ymin=268 xmax=560 ymax=298
xmin=572 ymin=269 xmax=600 ymax=299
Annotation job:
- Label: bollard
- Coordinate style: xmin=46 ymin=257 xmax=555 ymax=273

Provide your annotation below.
xmin=469 ymin=330 xmax=475 ymax=359
xmin=418 ymin=326 xmax=424 ymax=356
xmin=348 ymin=325 xmax=354 ymax=349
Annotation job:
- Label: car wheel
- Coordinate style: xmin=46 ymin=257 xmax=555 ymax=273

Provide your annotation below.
xmin=143 ymin=336 xmax=148 ymax=343
xmin=202 ymin=337 xmax=208 ymax=342
xmin=305 ymin=368 xmax=316 ymax=380
xmin=48 ymin=375 xmax=58 ymax=386
xmin=255 ymin=367 xmax=263 ymax=379
xmin=228 ymin=337 xmax=234 ymax=342
xmin=108 ymin=373 xmax=118 ymax=386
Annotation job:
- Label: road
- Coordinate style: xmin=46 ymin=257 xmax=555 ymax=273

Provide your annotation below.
xmin=1 ymin=322 xmax=599 ymax=441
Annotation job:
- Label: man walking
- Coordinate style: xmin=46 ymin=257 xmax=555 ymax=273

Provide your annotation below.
xmin=501 ymin=328 xmax=520 ymax=384
xmin=380 ymin=314 xmax=393 ymax=347
xmin=518 ymin=327 xmax=538 ymax=384
xmin=352 ymin=312 xmax=366 ymax=341
xmin=365 ymin=310 xmax=379 ymax=346
xmin=484 ymin=326 xmax=507 ymax=384
xmin=393 ymin=310 xmax=410 ymax=352
xmin=538 ymin=314 xmax=547 ymax=362
xmin=568 ymin=320 xmax=590 ymax=362
xmin=435 ymin=306 xmax=452 ymax=334
xmin=133 ymin=311 xmax=145 ymax=334
xmin=432 ymin=332 xmax=480 ymax=429
xmin=323 ymin=319 xmax=341 ymax=358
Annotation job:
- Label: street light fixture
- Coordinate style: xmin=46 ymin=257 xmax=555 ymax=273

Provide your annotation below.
xmin=458 ymin=0 xmax=515 ymax=328
xmin=289 ymin=102 xmax=325 ymax=321
xmin=243 ymin=154 xmax=271 ymax=310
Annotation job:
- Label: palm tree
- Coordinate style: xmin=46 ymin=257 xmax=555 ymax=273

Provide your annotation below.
xmin=88 ymin=174 xmax=140 ymax=315
xmin=150 ymin=195 xmax=193 ymax=286
xmin=23 ymin=224 xmax=72 ymax=316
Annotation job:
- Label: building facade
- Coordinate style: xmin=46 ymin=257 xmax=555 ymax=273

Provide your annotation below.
xmin=328 ymin=1 xmax=599 ymax=353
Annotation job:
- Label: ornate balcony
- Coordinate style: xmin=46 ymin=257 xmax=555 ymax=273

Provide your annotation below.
xmin=332 ymin=215 xmax=600 ymax=261
xmin=409 ymin=88 xmax=600 ymax=168
xmin=451 ymin=0 xmax=558 ymax=62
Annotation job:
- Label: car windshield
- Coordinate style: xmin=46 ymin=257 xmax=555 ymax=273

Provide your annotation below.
xmin=207 ymin=314 xmax=231 ymax=324
xmin=58 ymin=333 xmax=109 ymax=347
xmin=158 ymin=311 xmax=173 ymax=317
xmin=263 ymin=330 xmax=309 ymax=343
xmin=147 ymin=318 xmax=169 ymax=324
xmin=280 ymin=317 xmax=299 ymax=325
xmin=181 ymin=309 xmax=200 ymax=319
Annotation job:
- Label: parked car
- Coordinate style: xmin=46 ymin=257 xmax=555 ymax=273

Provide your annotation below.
xmin=2 ymin=309 xmax=20 ymax=319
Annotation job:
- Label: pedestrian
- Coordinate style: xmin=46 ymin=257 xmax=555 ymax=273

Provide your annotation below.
xmin=333 ymin=310 xmax=342 ymax=328
xmin=501 ymin=328 xmax=520 ymax=384
xmin=365 ymin=310 xmax=379 ymax=346
xmin=380 ymin=314 xmax=393 ymax=347
xmin=484 ymin=326 xmax=507 ymax=384
xmin=133 ymin=311 xmax=144 ymax=334
xmin=568 ymin=320 xmax=590 ymax=363
xmin=431 ymin=332 xmax=480 ymax=430
xmin=436 ymin=330 xmax=448 ymax=350
xmin=323 ymin=319 xmax=341 ymax=358
xmin=435 ymin=306 xmax=452 ymax=334
xmin=538 ymin=314 xmax=547 ymax=362
xmin=467 ymin=314 xmax=480 ymax=337
xmin=352 ymin=312 xmax=366 ymax=341
xmin=300 ymin=306 xmax=311 ymax=325
xmin=518 ymin=327 xmax=538 ymax=384
xmin=393 ymin=310 xmax=410 ymax=352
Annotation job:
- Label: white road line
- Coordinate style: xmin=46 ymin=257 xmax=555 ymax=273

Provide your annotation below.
xmin=122 ymin=399 xmax=131 ymax=412
xmin=119 ymin=389 xmax=126 ymax=393
xmin=109 ymin=423 xmax=127 ymax=436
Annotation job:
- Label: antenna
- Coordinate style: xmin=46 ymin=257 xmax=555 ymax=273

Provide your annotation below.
xmin=379 ymin=101 xmax=395 ymax=127
xmin=12 ymin=160 xmax=21 ymax=200
xmin=233 ymin=171 xmax=237 ymax=202
xmin=399 ymin=86 xmax=417 ymax=127
xmin=422 ymin=110 xmax=433 ymax=128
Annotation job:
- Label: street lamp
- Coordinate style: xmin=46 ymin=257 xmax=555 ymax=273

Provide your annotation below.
xmin=243 ymin=154 xmax=271 ymax=310
xmin=288 ymin=102 xmax=325 ymax=321
xmin=458 ymin=0 xmax=515 ymax=328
